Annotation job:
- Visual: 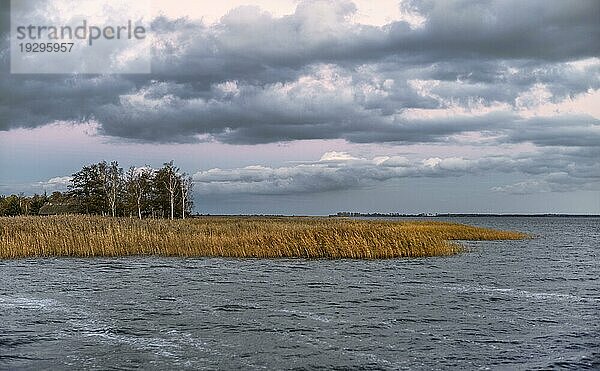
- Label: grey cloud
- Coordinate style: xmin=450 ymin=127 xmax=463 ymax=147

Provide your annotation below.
xmin=91 ymin=74 xmax=522 ymax=144
xmin=193 ymin=152 xmax=426 ymax=195
xmin=505 ymin=115 xmax=600 ymax=147
xmin=192 ymin=149 xmax=600 ymax=195
xmin=397 ymin=0 xmax=600 ymax=61
xmin=91 ymin=73 xmax=599 ymax=147
xmin=489 ymin=147 xmax=600 ymax=194
xmin=150 ymin=0 xmax=599 ymax=75
xmin=491 ymin=180 xmax=552 ymax=195
xmin=492 ymin=174 xmax=599 ymax=195
xmin=0 ymin=0 xmax=598 ymax=152
xmin=0 ymin=75 xmax=135 ymax=130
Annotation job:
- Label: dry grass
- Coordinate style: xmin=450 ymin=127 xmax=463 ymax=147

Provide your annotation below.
xmin=0 ymin=215 xmax=527 ymax=259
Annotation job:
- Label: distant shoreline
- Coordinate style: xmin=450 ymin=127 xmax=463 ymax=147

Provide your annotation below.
xmin=191 ymin=214 xmax=600 ymax=218
xmin=330 ymin=213 xmax=600 ymax=218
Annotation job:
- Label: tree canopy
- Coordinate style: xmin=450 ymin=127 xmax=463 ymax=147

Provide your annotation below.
xmin=0 ymin=161 xmax=193 ymax=219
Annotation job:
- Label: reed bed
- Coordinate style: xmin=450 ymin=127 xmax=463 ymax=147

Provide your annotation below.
xmin=0 ymin=216 xmax=527 ymax=259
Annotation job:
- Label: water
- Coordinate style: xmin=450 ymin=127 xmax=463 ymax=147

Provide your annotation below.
xmin=1 ymin=217 xmax=598 ymax=370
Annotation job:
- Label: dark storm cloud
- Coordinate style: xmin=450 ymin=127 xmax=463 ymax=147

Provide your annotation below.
xmin=148 ymin=0 xmax=599 ymax=74
xmin=0 ymin=0 xmax=599 ymax=150
xmin=0 ymin=75 xmax=136 ymax=130
xmin=90 ymin=73 xmax=599 ymax=146
xmin=392 ymin=0 xmax=600 ymax=61
xmin=90 ymin=74 xmax=520 ymax=144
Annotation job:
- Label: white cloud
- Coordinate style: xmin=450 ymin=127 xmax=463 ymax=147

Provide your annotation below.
xmin=319 ymin=151 xmax=358 ymax=162
xmin=45 ymin=176 xmax=72 ymax=185
xmin=517 ymin=88 xmax=600 ymax=119
xmin=31 ymin=176 xmax=73 ymax=193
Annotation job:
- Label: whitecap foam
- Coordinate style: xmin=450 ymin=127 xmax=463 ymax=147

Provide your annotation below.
xmin=0 ymin=295 xmax=59 ymax=310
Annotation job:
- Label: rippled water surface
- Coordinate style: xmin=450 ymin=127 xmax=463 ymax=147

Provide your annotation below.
xmin=1 ymin=217 xmax=598 ymax=370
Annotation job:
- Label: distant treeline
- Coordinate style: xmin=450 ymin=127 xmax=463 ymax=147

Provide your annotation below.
xmin=333 ymin=212 xmax=437 ymax=217
xmin=332 ymin=212 xmax=599 ymax=218
xmin=0 ymin=161 xmax=193 ymax=219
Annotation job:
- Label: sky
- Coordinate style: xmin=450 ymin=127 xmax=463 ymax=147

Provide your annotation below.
xmin=0 ymin=0 xmax=599 ymax=214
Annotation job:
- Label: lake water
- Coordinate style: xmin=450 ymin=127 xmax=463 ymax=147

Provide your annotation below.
xmin=1 ymin=217 xmax=598 ymax=370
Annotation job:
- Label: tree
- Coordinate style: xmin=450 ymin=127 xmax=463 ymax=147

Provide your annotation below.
xmin=180 ymin=174 xmax=194 ymax=219
xmin=0 ymin=195 xmax=22 ymax=216
xmin=69 ymin=162 xmax=108 ymax=214
xmin=0 ymin=193 xmax=49 ymax=216
xmin=48 ymin=191 xmax=67 ymax=203
xmin=1 ymin=159 xmax=191 ymax=219
xmin=107 ymin=161 xmax=124 ymax=217
xmin=18 ymin=193 xmax=29 ymax=215
xmin=155 ymin=161 xmax=180 ymax=220
xmin=29 ymin=193 xmax=49 ymax=215
xmin=125 ymin=166 xmax=153 ymax=219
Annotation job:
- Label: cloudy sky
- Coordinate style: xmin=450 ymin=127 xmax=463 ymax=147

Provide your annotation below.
xmin=1 ymin=0 xmax=599 ymax=214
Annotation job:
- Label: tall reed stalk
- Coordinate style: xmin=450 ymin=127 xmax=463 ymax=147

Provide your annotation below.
xmin=0 ymin=216 xmax=527 ymax=259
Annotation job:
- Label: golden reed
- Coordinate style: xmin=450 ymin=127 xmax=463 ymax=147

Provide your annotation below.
xmin=0 ymin=216 xmax=527 ymax=259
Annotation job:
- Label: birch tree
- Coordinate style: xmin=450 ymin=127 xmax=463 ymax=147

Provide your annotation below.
xmin=180 ymin=174 xmax=193 ymax=219
xmin=125 ymin=166 xmax=153 ymax=219
xmin=155 ymin=161 xmax=179 ymax=220
xmin=106 ymin=161 xmax=123 ymax=217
